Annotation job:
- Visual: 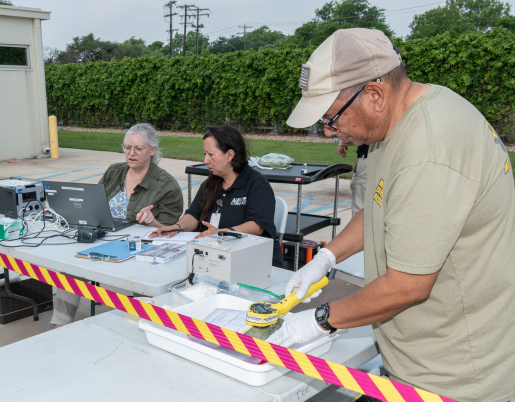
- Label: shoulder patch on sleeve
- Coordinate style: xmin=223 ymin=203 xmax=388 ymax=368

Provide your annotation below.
xmin=299 ymin=65 xmax=310 ymax=90
xmin=374 ymin=179 xmax=384 ymax=206
xmin=487 ymin=120 xmax=507 ymax=153
xmin=505 ymin=156 xmax=511 ymax=175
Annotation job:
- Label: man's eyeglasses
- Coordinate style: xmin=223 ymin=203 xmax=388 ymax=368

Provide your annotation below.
xmin=122 ymin=144 xmax=151 ymax=155
xmin=320 ymin=78 xmax=381 ymax=131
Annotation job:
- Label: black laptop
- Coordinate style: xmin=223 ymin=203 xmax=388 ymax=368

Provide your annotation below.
xmin=43 ymin=181 xmax=136 ymax=232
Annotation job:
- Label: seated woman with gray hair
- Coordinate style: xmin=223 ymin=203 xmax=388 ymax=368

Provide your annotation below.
xmin=50 ymin=123 xmax=183 ymax=328
xmin=100 ymin=123 xmax=183 ymax=227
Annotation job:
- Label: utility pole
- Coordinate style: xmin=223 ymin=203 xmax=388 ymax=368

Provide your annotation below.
xmin=238 ymin=24 xmax=253 ymax=51
xmin=164 ymin=1 xmax=178 ymax=57
xmin=178 ymin=4 xmax=196 ymax=57
xmin=192 ymin=7 xmax=210 ymax=56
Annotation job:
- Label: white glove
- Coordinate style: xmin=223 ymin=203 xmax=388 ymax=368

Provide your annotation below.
xmin=267 ymin=308 xmax=328 ymax=348
xmin=285 ymin=248 xmax=336 ymax=302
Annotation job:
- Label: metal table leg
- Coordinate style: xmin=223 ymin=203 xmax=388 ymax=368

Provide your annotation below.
xmin=294 ymin=184 xmax=302 ymax=271
xmin=188 ymin=174 xmax=192 ymax=208
xmin=3 ymin=268 xmax=39 ymax=321
xmin=332 ymin=174 xmax=339 ymax=239
xmin=90 ymin=281 xmax=101 ymax=316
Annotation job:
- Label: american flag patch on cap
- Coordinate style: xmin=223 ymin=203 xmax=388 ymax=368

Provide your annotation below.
xmin=299 ymin=65 xmax=310 ymax=90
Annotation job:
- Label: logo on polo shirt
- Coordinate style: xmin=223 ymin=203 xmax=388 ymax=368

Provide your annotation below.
xmin=374 ymin=179 xmax=383 ymax=207
xmin=231 ymin=197 xmax=247 ymax=206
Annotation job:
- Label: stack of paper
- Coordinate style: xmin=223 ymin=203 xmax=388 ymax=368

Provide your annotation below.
xmin=142 ymin=231 xmax=200 ymax=243
xmin=136 ymin=243 xmax=186 ymax=264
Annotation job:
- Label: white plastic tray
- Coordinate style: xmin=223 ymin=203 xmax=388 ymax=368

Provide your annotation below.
xmin=138 ymin=294 xmax=346 ymax=386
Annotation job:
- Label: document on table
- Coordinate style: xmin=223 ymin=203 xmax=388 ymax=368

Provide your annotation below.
xmin=142 ymin=231 xmax=200 ymax=243
xmin=188 ymin=309 xmax=266 ymax=365
xmin=204 ymin=309 xmax=249 ymax=333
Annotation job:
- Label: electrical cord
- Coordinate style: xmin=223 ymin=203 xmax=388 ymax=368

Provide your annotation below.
xmin=0 ymin=200 xmax=51 ymax=245
xmin=0 ymin=198 xmax=132 ymax=248
xmin=5 ymin=228 xmax=78 ymax=248
xmin=25 ymin=206 xmax=69 ymax=233
xmin=172 ymin=250 xmax=203 ymax=288
xmin=172 ymin=272 xmax=196 ymax=288
xmin=189 ymin=252 xmax=198 ymax=285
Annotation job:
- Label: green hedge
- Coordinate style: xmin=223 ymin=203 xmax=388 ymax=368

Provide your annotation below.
xmin=46 ymin=29 xmax=515 ymax=135
xmin=45 ymin=46 xmax=314 ymax=130
xmin=395 ymin=28 xmax=515 ymax=137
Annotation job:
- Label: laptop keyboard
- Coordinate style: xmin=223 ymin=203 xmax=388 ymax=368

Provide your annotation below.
xmin=113 ymin=218 xmax=136 ymax=228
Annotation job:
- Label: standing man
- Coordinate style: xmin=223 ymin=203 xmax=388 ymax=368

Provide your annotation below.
xmin=268 ymin=28 xmax=515 ymax=402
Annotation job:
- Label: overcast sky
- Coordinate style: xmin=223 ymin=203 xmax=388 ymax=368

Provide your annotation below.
xmin=13 ymin=0 xmax=515 ymax=50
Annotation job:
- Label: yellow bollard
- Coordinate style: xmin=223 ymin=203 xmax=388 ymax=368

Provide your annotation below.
xmin=48 ymin=116 xmax=59 ymax=159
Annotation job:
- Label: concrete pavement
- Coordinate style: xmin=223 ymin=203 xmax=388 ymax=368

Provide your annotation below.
xmin=1 ymin=148 xmax=353 ymax=243
xmin=0 ymin=148 xmax=354 ymax=346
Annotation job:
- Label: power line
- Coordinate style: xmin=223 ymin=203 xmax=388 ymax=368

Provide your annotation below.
xmin=205 ymin=25 xmax=239 ymax=36
xmin=203 ymin=17 xmax=228 ymax=31
xmin=177 ymin=4 xmax=196 ymax=57
xmin=237 ymin=1 xmax=448 ymax=28
xmin=209 ymin=12 xmax=235 ymax=29
xmin=205 ymin=1 xmax=448 ymax=40
xmin=214 ymin=38 xmax=238 ymax=51
xmin=164 ymin=1 xmax=178 ymax=57
xmin=191 ymin=6 xmax=210 ymax=55
xmin=210 ymin=11 xmax=234 ymax=27
xmin=237 ymin=24 xmax=253 ymax=51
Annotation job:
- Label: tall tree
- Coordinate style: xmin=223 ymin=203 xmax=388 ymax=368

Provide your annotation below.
xmin=49 ymin=34 xmax=164 ymax=64
xmin=119 ymin=37 xmax=147 ymax=58
xmin=208 ymin=35 xmax=244 ymax=54
xmin=162 ymin=31 xmax=209 ymax=56
xmin=284 ymin=0 xmax=394 ymax=48
xmin=208 ymin=26 xmax=285 ymax=54
xmin=408 ymin=0 xmax=513 ymax=39
xmin=55 ymin=33 xmax=121 ymax=63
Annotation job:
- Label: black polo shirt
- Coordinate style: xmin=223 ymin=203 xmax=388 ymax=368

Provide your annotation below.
xmin=185 ymin=164 xmax=284 ymax=268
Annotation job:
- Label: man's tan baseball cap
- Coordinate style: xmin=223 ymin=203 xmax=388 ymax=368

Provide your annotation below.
xmin=286 ymin=28 xmax=402 ymax=128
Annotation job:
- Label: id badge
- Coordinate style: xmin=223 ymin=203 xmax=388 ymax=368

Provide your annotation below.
xmin=210 ymin=213 xmax=221 ymax=228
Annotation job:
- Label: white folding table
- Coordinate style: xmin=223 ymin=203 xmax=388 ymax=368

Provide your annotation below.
xmin=0 ymin=224 xmax=186 ymax=296
xmin=0 ymin=289 xmax=378 ymax=402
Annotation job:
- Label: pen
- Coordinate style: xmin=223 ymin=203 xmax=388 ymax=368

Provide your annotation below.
xmin=151 ymin=228 xmax=182 ymax=235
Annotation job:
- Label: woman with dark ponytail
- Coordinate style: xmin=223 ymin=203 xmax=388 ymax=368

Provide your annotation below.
xmin=151 ymin=125 xmax=284 ymax=268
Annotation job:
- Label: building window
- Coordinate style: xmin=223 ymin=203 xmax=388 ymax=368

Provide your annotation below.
xmin=0 ymin=45 xmax=30 ymax=68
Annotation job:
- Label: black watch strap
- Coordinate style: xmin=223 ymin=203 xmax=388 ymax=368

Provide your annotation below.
xmin=314 ymin=303 xmax=337 ymax=334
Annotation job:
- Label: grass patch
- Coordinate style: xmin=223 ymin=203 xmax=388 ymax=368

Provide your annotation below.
xmin=58 ymin=131 xmax=515 ymax=180
xmin=58 ymin=131 xmax=358 ymax=178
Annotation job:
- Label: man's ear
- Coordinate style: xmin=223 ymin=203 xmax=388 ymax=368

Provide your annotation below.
xmin=365 ymin=82 xmax=387 ymax=113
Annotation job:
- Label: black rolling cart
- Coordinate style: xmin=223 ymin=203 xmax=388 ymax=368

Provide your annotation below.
xmin=185 ymin=163 xmax=352 ymax=271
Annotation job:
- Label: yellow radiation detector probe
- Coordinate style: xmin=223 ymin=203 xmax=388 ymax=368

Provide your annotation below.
xmin=246 ymin=276 xmax=329 ymax=327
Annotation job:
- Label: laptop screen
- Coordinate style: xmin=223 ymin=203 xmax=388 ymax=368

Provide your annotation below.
xmin=43 ymin=182 xmax=115 ymax=228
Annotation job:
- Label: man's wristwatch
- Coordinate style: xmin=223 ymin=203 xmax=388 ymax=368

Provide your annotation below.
xmin=314 ymin=303 xmax=337 ymax=334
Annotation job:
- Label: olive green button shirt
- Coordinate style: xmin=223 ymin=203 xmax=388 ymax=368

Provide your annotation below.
xmin=99 ymin=162 xmax=183 ymax=226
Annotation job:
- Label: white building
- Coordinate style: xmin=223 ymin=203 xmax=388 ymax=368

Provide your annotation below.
xmin=0 ymin=5 xmax=51 ymax=161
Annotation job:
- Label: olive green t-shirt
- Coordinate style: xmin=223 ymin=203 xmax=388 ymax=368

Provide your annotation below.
xmin=364 ymin=85 xmax=515 ymax=402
